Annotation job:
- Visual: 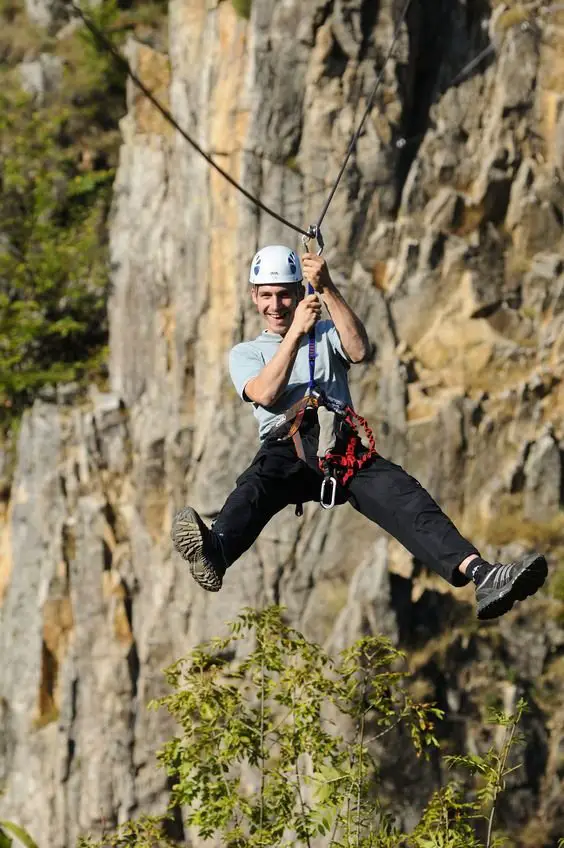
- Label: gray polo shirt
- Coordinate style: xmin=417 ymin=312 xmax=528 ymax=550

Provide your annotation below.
xmin=229 ymin=320 xmax=353 ymax=440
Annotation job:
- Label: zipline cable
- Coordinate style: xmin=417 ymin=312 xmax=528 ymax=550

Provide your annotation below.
xmin=70 ymin=0 xmax=546 ymax=246
xmin=69 ymin=0 xmax=412 ymax=246
xmin=68 ymin=0 xmax=312 ymax=239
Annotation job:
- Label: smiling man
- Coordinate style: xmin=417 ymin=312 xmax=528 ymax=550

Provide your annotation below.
xmin=171 ymin=245 xmax=548 ymax=621
xmin=237 ymin=246 xmax=367 ymax=440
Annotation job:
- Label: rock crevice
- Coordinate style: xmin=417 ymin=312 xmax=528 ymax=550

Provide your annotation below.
xmin=1 ymin=1 xmax=564 ymax=844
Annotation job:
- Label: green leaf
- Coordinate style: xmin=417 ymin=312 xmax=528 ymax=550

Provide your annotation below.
xmin=75 ymin=604 xmax=526 ymax=847
xmin=0 ymin=822 xmax=39 ymax=848
xmin=0 ymin=827 xmax=13 ymax=848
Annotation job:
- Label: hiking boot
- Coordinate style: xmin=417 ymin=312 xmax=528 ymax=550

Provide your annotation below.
xmin=475 ymin=553 xmax=548 ymax=620
xmin=171 ymin=506 xmax=227 ymax=592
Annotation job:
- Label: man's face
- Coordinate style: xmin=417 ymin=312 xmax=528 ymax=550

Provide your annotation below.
xmin=251 ymin=284 xmax=299 ymax=336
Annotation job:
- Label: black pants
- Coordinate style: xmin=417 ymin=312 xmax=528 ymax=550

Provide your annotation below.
xmin=213 ymin=415 xmax=477 ymax=587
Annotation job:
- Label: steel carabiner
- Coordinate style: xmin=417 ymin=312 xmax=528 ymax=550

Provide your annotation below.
xmin=320 ymin=475 xmax=337 ymax=510
xmin=302 ymin=224 xmax=325 ymax=256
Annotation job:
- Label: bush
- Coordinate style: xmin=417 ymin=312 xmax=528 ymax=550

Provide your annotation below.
xmin=80 ymin=607 xmax=529 ymax=848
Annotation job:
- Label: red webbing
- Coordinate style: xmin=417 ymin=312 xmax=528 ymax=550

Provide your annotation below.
xmin=319 ymin=407 xmax=377 ymax=485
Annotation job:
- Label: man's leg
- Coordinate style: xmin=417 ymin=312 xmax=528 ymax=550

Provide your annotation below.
xmin=212 ymin=468 xmax=306 ymax=564
xmin=171 ymin=443 xmax=320 ymax=591
xmin=347 ymin=455 xmax=547 ymax=618
xmin=347 ymin=455 xmax=477 ymax=586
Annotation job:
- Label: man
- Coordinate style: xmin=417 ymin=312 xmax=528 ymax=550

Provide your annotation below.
xmin=171 ymin=246 xmax=548 ymax=620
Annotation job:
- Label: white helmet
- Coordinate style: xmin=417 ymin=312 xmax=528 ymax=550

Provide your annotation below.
xmin=249 ymin=245 xmax=303 ymax=285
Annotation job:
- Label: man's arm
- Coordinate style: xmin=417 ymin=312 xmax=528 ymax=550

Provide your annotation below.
xmin=244 ymin=295 xmax=321 ymax=407
xmin=301 ymin=253 xmax=370 ymax=364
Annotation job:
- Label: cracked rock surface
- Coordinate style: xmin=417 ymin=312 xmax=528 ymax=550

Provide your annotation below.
xmin=1 ymin=1 xmax=564 ymax=845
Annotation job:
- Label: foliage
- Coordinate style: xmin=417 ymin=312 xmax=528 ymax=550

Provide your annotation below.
xmin=442 ymin=699 xmax=528 ymax=848
xmin=0 ymin=84 xmax=113 ymax=427
xmin=76 ymin=816 xmax=176 ymax=848
xmin=0 ymin=0 xmax=172 ymax=438
xmin=0 ymin=0 xmax=137 ymax=430
xmin=154 ymin=605 xmax=441 ymax=847
xmin=406 ymin=783 xmax=484 ymax=848
xmin=81 ymin=606 xmax=529 ymax=848
xmin=0 ymin=821 xmax=39 ymax=848
xmin=0 ymin=0 xmax=172 ymax=436
xmin=57 ymin=0 xmax=126 ymax=128
xmin=231 ymin=0 xmax=252 ymax=20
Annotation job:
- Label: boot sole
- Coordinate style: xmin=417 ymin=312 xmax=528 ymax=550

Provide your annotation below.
xmin=171 ymin=507 xmax=224 ymax=592
xmin=477 ymin=554 xmax=548 ymax=620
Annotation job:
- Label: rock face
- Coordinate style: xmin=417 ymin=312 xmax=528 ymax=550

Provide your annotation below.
xmin=18 ymin=53 xmax=63 ymax=104
xmin=1 ymin=0 xmax=564 ymax=845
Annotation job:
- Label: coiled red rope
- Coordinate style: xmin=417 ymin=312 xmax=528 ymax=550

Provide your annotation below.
xmin=319 ymin=407 xmax=377 ymax=485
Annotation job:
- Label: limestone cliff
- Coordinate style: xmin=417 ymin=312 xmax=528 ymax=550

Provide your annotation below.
xmin=1 ymin=1 xmax=564 ymax=845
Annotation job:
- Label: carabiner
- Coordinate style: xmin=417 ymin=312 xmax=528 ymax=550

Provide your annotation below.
xmin=302 ymin=224 xmax=325 ymax=256
xmin=320 ymin=475 xmax=337 ymax=510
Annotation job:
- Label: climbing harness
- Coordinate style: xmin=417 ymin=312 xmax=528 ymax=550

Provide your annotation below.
xmin=269 ymin=386 xmax=378 ymax=512
xmin=300 ymin=226 xmax=339 ymax=508
xmin=277 ymin=223 xmax=379 ymax=511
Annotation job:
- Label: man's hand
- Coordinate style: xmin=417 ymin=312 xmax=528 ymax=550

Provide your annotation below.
xmin=302 ymin=253 xmax=334 ymax=294
xmin=290 ymin=294 xmax=322 ymax=337
xmin=302 ymin=252 xmax=370 ymax=363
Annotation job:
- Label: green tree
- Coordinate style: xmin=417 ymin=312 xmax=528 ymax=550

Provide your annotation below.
xmin=0 ymin=0 xmax=133 ymax=431
xmin=79 ymin=607 xmax=530 ymax=847
xmin=0 ymin=86 xmax=113 ymax=419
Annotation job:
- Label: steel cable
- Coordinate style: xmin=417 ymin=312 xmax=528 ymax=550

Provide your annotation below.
xmin=69 ymin=1 xmax=312 ymax=238
xmin=69 ymin=0 xmax=546 ymax=244
xmin=69 ymin=0 xmax=412 ymax=244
